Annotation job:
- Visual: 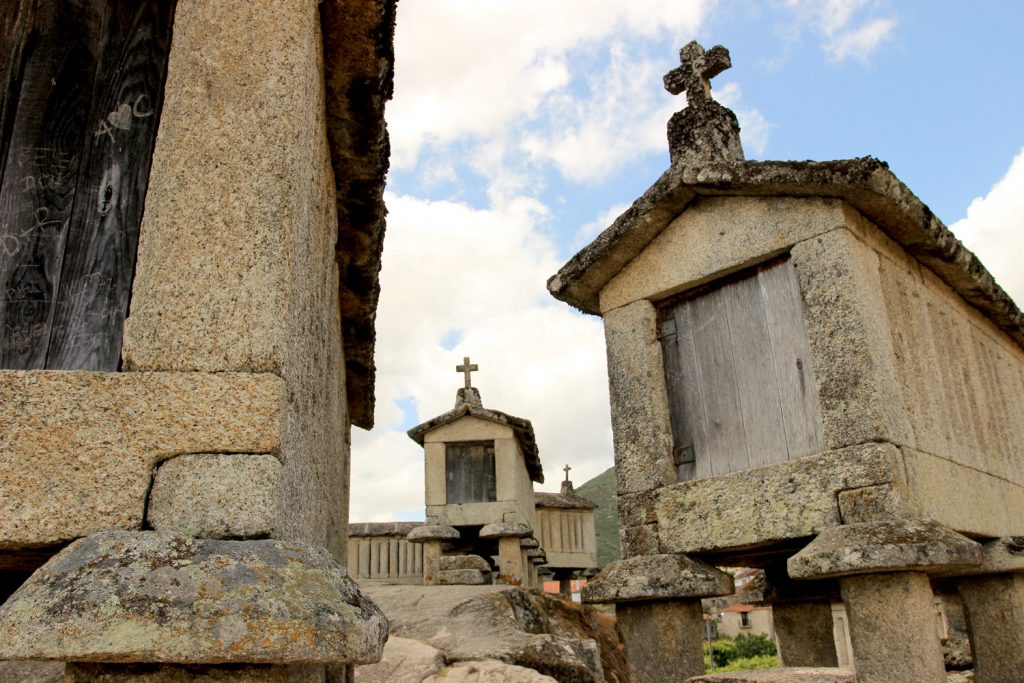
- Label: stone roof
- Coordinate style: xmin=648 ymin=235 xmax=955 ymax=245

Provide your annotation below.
xmin=407 ymin=403 xmax=544 ymax=484
xmin=349 ymin=521 xmax=424 ymax=538
xmin=322 ymin=0 xmax=397 ymax=429
xmin=534 ymin=491 xmax=597 ymax=510
xmin=547 ymin=157 xmax=1024 ymax=349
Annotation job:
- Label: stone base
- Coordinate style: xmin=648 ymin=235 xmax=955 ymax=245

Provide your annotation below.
xmin=773 ymin=601 xmax=839 ymax=668
xmin=958 ymin=572 xmax=1024 ymax=683
xmin=687 ymin=668 xmax=856 ymax=683
xmin=617 ymin=601 xmax=705 ymax=683
xmin=0 ymin=531 xmax=387 ymax=665
xmin=436 ymin=569 xmax=485 ymax=585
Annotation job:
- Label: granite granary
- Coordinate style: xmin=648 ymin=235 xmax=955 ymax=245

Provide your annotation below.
xmin=1 ymin=1 xmax=396 ymax=680
xmin=551 ymin=41 xmax=1024 ymax=683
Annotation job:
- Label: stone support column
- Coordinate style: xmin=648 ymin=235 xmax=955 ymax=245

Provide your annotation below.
xmin=789 ymin=519 xmax=983 ymax=683
xmin=581 ymin=554 xmax=733 ymax=683
xmin=497 ymin=536 xmax=526 ymax=586
xmin=840 ymin=571 xmax=945 ymax=683
xmin=617 ymin=600 xmax=705 ymax=682
xmin=406 ymin=525 xmax=460 ymax=587
xmin=957 ymin=572 xmax=1024 ymax=683
xmin=738 ymin=568 xmax=840 ymax=667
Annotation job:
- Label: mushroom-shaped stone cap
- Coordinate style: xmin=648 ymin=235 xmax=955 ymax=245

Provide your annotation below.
xmin=479 ymin=522 xmax=532 ymax=539
xmin=527 ymin=549 xmax=548 ymax=565
xmin=582 ymin=553 xmax=734 ymax=605
xmin=406 ymin=525 xmax=460 ymax=543
xmin=520 ymin=537 xmax=541 ymax=549
xmin=788 ymin=519 xmax=983 ymax=580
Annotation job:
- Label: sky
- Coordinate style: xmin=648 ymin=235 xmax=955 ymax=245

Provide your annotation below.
xmin=350 ymin=0 xmax=1024 ymax=522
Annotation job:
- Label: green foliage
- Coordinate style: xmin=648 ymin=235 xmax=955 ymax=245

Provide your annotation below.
xmin=734 ymin=632 xmax=777 ymax=658
xmin=702 ymin=635 xmax=778 ymax=671
xmin=576 ymin=467 xmax=620 ymax=567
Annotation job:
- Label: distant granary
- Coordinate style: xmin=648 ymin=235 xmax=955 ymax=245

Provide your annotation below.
xmin=349 ymin=358 xmax=599 ymax=592
xmin=550 ymin=40 xmax=1024 ymax=683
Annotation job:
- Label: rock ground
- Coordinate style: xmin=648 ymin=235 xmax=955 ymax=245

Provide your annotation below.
xmin=356 ymin=584 xmax=626 ymax=683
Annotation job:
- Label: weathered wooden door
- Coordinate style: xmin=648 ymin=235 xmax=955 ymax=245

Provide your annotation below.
xmin=658 ymin=258 xmax=824 ymax=481
xmin=0 ymin=0 xmax=174 ymax=370
xmin=446 ymin=441 xmax=497 ymax=504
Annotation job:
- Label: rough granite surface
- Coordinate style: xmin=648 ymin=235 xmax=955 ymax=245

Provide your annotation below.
xmin=0 ymin=531 xmax=387 ymax=664
xmin=147 ymin=454 xmax=282 ymax=539
xmin=437 ymin=569 xmax=485 ymax=586
xmin=407 ymin=525 xmax=460 ymax=543
xmin=618 ymin=600 xmax=705 ymax=682
xmin=479 ymin=522 xmax=533 ymax=539
xmin=424 ymin=660 xmax=558 ymax=683
xmin=441 ymin=555 xmax=492 ymax=572
xmin=581 ymin=554 xmax=733 ymax=604
xmin=788 ymin=519 xmax=982 ymax=579
xmin=657 ymin=443 xmax=899 ymax=556
xmin=0 ymin=371 xmax=282 ymax=548
xmin=63 ymin=663 xmax=323 ymax=682
xmin=354 ymin=636 xmax=445 ymax=683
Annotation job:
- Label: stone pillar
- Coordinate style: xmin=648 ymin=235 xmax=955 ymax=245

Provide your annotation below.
xmin=772 ymin=600 xmax=839 ymax=668
xmin=958 ymin=573 xmax=1024 ymax=683
xmin=840 ymin=571 xmax=946 ymax=683
xmin=559 ymin=577 xmax=573 ymax=597
xmin=498 ymin=536 xmax=526 ymax=586
xmin=406 ymin=525 xmax=460 ymax=587
xmin=738 ymin=568 xmax=840 ymax=667
xmin=480 ymin=522 xmax=533 ymax=587
xmin=789 ymin=519 xmax=983 ymax=683
xmin=617 ymin=600 xmax=705 ymax=682
xmin=581 ymin=554 xmax=733 ymax=683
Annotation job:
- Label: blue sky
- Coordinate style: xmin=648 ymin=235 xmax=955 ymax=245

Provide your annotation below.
xmin=351 ymin=0 xmax=1024 ymax=522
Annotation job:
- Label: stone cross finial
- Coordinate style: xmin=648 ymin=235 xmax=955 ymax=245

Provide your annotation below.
xmin=456 ymin=356 xmax=478 ymax=389
xmin=563 ymin=464 xmax=571 ymax=482
xmin=663 ymin=41 xmax=731 ymax=106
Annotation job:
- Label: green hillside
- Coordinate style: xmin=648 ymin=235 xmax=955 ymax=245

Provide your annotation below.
xmin=576 ymin=467 xmax=620 ymax=567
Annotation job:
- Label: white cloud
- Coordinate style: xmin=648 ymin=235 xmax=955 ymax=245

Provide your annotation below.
xmin=574 ymin=202 xmax=631 ymax=250
xmin=716 ymin=83 xmax=773 ymax=156
xmin=350 ymin=192 xmax=613 ymax=522
xmin=388 ymin=0 xmax=711 ymax=171
xmin=950 ymin=148 xmax=1024 ymax=307
xmin=824 ymin=18 xmax=896 ymax=62
xmin=780 ymin=0 xmax=897 ymax=62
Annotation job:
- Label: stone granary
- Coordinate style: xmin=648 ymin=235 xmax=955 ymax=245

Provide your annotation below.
xmin=550 ymin=41 xmax=1024 ymax=683
xmin=0 ymin=1 xmax=395 ymax=681
xmin=405 ymin=357 xmax=548 ymax=588
xmin=535 ymin=466 xmax=600 ymax=595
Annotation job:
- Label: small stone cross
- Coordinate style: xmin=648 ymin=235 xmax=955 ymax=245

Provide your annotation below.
xmin=456 ymin=356 xmax=478 ymax=389
xmin=663 ymin=41 xmax=731 ymax=106
xmin=563 ymin=464 xmax=572 ymax=482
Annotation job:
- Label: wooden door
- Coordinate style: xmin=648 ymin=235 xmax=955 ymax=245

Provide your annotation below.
xmin=446 ymin=441 xmax=497 ymax=504
xmin=658 ymin=257 xmax=824 ymax=481
xmin=0 ymin=0 xmax=175 ymax=370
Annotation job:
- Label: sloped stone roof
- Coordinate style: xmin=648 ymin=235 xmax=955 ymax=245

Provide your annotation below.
xmin=548 ymin=157 xmax=1024 ymax=349
xmin=322 ymin=0 xmax=397 ymax=429
xmin=534 ymin=491 xmax=597 ymax=510
xmin=407 ymin=403 xmax=544 ymax=484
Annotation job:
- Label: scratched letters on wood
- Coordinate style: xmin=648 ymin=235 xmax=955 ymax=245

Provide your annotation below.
xmin=0 ymin=0 xmax=174 ymax=370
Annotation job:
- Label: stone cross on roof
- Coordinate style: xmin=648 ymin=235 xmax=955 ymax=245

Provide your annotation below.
xmin=456 ymin=356 xmax=478 ymax=389
xmin=663 ymin=41 xmax=731 ymax=106
xmin=563 ymin=464 xmax=572 ymax=482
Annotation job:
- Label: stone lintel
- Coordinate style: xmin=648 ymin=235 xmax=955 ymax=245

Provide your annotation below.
xmin=0 ymin=370 xmax=284 ymax=549
xmin=0 ymin=531 xmax=387 ymax=664
xmin=406 ymin=525 xmax=460 ymax=543
xmin=440 ymin=554 xmax=491 ymax=573
xmin=657 ymin=443 xmax=899 ymax=556
xmin=931 ymin=536 xmax=1024 ymax=577
xmin=479 ymin=522 xmax=532 ymax=539
xmin=788 ymin=519 xmax=982 ymax=580
xmin=146 ymin=453 xmax=281 ymax=539
xmin=581 ymin=553 xmax=733 ymax=605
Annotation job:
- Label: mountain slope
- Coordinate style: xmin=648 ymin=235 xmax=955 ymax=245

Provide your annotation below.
xmin=576 ymin=467 xmax=619 ymax=568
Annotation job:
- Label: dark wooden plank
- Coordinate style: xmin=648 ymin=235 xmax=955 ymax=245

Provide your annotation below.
xmin=483 ymin=442 xmax=496 ymax=501
xmin=722 ymin=272 xmax=790 ymax=468
xmin=47 ymin=0 xmax=175 ymax=369
xmin=758 ymin=259 xmax=825 ymax=459
xmin=0 ymin=0 xmax=105 ymax=368
xmin=659 ymin=301 xmax=708 ymax=481
xmin=690 ymin=286 xmax=749 ymax=476
xmin=0 ymin=0 xmax=37 ymax=196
